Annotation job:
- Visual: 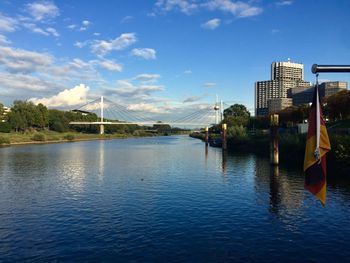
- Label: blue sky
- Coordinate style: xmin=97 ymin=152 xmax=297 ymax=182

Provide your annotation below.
xmin=0 ymin=0 xmax=349 ymax=117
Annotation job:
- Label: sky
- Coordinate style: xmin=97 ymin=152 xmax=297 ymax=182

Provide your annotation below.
xmin=0 ymin=0 xmax=349 ymax=118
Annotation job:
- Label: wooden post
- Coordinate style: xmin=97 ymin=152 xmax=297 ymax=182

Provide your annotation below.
xmin=205 ymin=126 xmax=209 ymax=146
xmin=222 ymin=123 xmax=227 ymax=150
xmin=270 ymin=114 xmax=279 ymax=165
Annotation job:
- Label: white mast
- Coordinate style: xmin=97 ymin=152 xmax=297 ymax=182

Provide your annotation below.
xmin=100 ymin=96 xmax=104 ymax=123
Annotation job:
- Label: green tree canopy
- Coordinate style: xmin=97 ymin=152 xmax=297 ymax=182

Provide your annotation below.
xmin=223 ymin=104 xmax=250 ymax=127
xmin=325 ymin=90 xmax=350 ymax=121
xmin=224 ymin=104 xmax=250 ymax=118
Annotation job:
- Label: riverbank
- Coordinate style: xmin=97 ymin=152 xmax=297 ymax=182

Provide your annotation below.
xmin=0 ymin=130 xmax=165 ymax=147
xmin=190 ymin=132 xmax=350 ymax=175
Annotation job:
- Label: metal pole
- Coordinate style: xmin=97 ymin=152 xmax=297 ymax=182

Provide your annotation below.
xmin=312 ymin=64 xmax=350 ymax=74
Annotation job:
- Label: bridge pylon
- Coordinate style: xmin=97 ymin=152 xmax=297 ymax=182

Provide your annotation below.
xmin=100 ymin=96 xmax=104 ymax=134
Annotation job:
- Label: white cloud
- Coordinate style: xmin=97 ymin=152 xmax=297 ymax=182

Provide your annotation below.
xmin=26 ymin=1 xmax=60 ymax=21
xmin=271 ymin=29 xmax=280 ymax=34
xmin=23 ymin=23 xmax=49 ymax=35
xmin=0 ymin=34 xmax=11 ymax=45
xmin=184 ymin=69 xmax=192 ymax=74
xmin=204 ymin=0 xmax=262 ymax=18
xmin=0 ymin=72 xmax=58 ymax=91
xmin=127 ymin=103 xmax=163 ymax=113
xmin=203 ymin=82 xmax=216 ymax=87
xmin=0 ymin=46 xmax=53 ymax=73
xmin=91 ymin=33 xmax=137 ymax=55
xmin=201 ymin=18 xmax=220 ymax=29
xmin=74 ymin=41 xmax=89 ymax=48
xmin=30 ymin=84 xmax=89 ymax=107
xmin=98 ymin=59 xmax=122 ymax=72
xmin=155 ymin=0 xmax=199 ymax=15
xmin=121 ymin=16 xmax=133 ymax=23
xmin=134 ymin=73 xmax=160 ymax=82
xmin=68 ymin=21 xmax=91 ymax=32
xmin=276 ymin=1 xmax=293 ymax=6
xmin=110 ymin=80 xmax=164 ymax=99
xmin=82 ymin=20 xmax=90 ymax=26
xmin=23 ymin=23 xmax=59 ymax=37
xmin=93 ymin=32 xmax=100 ymax=36
xmin=0 ymin=14 xmax=17 ymax=32
xmin=67 ymin=24 xmax=77 ymax=30
xmin=154 ymin=0 xmax=262 ymax=18
xmin=46 ymin=27 xmax=59 ymax=37
xmin=131 ymin=48 xmax=156 ymax=60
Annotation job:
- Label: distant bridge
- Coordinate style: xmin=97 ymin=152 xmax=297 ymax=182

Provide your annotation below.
xmin=69 ymin=96 xmax=230 ymax=134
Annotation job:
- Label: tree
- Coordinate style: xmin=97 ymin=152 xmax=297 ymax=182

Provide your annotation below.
xmin=324 ymin=90 xmax=350 ymax=121
xmin=0 ymin=103 xmax=4 ymax=117
xmin=35 ymin=103 xmax=49 ymax=129
xmin=223 ymin=104 xmax=250 ymax=127
xmin=7 ymin=111 xmax=24 ymax=132
xmin=224 ymin=104 xmax=250 ymax=118
xmin=0 ymin=103 xmax=6 ymax=123
xmin=10 ymin=100 xmax=37 ymax=131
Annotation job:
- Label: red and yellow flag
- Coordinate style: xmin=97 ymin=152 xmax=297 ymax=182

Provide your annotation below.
xmin=303 ymin=84 xmax=331 ymax=205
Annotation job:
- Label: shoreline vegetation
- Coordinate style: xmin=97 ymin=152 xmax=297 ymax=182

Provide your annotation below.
xmin=0 ymin=100 xmax=190 ymax=147
xmin=0 ymin=130 xmax=190 ymax=147
xmin=189 ymin=92 xmax=350 ymax=176
xmin=190 ymin=131 xmax=350 ymax=176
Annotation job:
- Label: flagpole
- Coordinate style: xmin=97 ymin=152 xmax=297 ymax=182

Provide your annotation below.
xmin=315 ymin=74 xmax=321 ymax=161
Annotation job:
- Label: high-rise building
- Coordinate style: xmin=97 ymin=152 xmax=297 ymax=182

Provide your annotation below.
xmin=255 ymin=60 xmax=311 ymax=116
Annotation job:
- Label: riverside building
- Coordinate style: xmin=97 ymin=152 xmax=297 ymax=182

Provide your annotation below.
xmin=255 ymin=60 xmax=311 ymax=116
xmin=290 ymin=81 xmax=348 ymax=106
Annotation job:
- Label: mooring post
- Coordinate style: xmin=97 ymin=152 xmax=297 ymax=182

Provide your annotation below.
xmin=205 ymin=126 xmax=209 ymax=146
xmin=222 ymin=123 xmax=227 ymax=150
xmin=270 ymin=114 xmax=279 ymax=165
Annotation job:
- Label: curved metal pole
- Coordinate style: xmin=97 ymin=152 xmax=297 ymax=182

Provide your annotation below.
xmin=312 ymin=64 xmax=350 ymax=74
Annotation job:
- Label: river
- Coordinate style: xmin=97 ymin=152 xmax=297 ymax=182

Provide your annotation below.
xmin=1 ymin=135 xmax=350 ymax=262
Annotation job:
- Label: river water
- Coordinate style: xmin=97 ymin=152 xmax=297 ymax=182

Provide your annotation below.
xmin=1 ymin=135 xmax=350 ymax=262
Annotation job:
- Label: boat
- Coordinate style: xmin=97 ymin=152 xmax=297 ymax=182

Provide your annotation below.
xmin=209 ymin=138 xmax=222 ymax=147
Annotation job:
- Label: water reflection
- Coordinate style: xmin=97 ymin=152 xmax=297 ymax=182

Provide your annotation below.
xmin=1 ymin=137 xmax=350 ymax=262
xmin=252 ymin=157 xmax=303 ymax=210
xmin=269 ymin=165 xmax=281 ymax=214
xmin=98 ymin=140 xmax=105 ymax=181
xmin=222 ymin=150 xmax=227 ymax=176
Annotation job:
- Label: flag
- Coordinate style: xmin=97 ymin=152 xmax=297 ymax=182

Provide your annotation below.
xmin=303 ymin=83 xmax=331 ymax=206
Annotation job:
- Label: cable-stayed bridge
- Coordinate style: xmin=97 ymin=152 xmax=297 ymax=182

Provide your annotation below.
xmin=69 ymin=96 xmax=228 ymax=134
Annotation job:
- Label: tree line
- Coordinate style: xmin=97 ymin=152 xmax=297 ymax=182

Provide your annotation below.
xmin=0 ymin=100 xmax=102 ymax=133
xmin=0 ymin=100 xmax=186 ymax=135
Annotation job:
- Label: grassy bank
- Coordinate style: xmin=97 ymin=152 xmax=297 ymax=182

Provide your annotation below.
xmin=0 ymin=130 xmax=160 ymax=146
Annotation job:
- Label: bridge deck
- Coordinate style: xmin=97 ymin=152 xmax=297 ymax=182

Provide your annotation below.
xmin=69 ymin=121 xmax=214 ymax=126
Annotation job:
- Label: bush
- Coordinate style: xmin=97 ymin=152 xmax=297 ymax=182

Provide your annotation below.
xmin=0 ymin=136 xmax=10 ymax=144
xmin=0 ymin=122 xmax=11 ymax=133
xmin=63 ymin=134 xmax=75 ymax=141
xmin=227 ymin=125 xmax=247 ymax=139
xmin=31 ymin=133 xmax=46 ymax=141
